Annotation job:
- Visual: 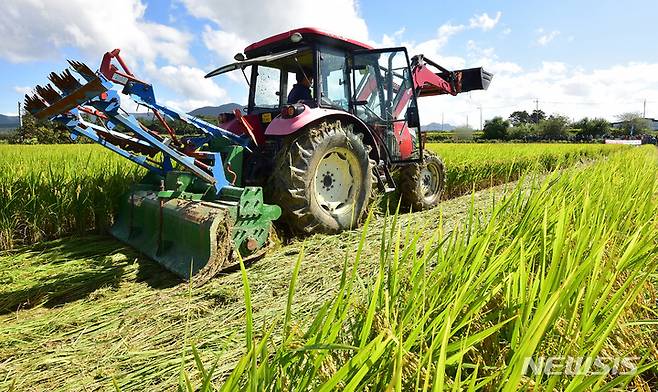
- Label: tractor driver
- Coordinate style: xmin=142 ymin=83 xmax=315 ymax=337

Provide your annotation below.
xmin=287 ymin=70 xmax=313 ymax=103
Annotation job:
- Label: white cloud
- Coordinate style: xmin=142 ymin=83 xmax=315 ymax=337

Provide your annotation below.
xmin=435 ymin=23 xmax=466 ymax=48
xmin=537 ymin=30 xmax=560 ymax=46
xmin=380 ymin=27 xmax=406 ymax=47
xmin=0 ymin=0 xmax=192 ymax=65
xmin=502 ymin=28 xmax=512 ymax=35
xmin=418 ymin=61 xmax=658 ymax=127
xmin=466 ymin=41 xmax=522 ymax=75
xmin=181 ymin=0 xmax=369 ymax=45
xmin=469 ymin=12 xmax=502 ymax=31
xmin=13 ymin=86 xmax=31 ymax=95
xmin=202 ymin=26 xmax=249 ymax=62
xmin=144 ymin=63 xmax=228 ymax=106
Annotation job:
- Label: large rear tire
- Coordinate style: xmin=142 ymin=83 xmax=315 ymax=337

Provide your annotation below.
xmin=269 ymin=121 xmax=375 ymax=234
xmin=399 ymin=152 xmax=446 ymax=211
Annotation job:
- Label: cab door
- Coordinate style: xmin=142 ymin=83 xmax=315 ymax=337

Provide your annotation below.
xmin=350 ymin=48 xmax=421 ymax=163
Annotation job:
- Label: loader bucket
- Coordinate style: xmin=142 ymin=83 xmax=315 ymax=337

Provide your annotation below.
xmin=111 ymin=187 xmax=280 ymax=282
xmin=457 ymin=67 xmax=493 ymax=92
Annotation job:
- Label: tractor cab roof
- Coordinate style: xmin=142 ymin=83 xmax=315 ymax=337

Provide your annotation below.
xmin=204 ymin=27 xmax=373 ymax=79
xmin=243 ymin=27 xmax=373 ymax=59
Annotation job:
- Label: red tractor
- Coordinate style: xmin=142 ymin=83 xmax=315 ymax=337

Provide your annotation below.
xmin=206 ymin=27 xmax=492 ymax=234
xmin=25 ymin=27 xmax=491 ymax=279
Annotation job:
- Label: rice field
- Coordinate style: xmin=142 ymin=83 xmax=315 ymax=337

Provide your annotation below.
xmin=0 ymin=143 xmax=622 ymax=250
xmin=0 ymin=143 xmax=654 ymax=390
xmin=426 ymin=143 xmax=624 ymax=197
xmin=0 ymin=145 xmax=141 ymax=249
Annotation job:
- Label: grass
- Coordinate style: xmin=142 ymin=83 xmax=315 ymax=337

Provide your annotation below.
xmin=0 ymin=146 xmax=654 ymax=390
xmin=0 ymin=143 xmax=622 ymax=250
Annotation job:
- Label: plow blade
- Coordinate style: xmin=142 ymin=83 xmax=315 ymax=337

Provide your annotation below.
xmin=111 ymin=188 xmax=279 ymax=282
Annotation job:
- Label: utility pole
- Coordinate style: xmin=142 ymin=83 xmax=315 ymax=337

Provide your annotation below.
xmin=643 ymin=99 xmax=647 ymax=118
xmin=466 ymin=114 xmax=469 ymax=128
xmin=534 ymin=98 xmax=539 ymax=112
xmin=17 ymin=101 xmax=22 ymax=127
xmin=478 ymin=106 xmax=483 ymax=130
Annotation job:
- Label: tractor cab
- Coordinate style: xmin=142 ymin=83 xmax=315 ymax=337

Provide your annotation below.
xmin=206 ymin=28 xmax=423 ymax=164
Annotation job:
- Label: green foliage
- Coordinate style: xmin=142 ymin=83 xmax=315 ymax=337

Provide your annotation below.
xmin=482 ymin=117 xmax=510 ymax=140
xmin=422 ymin=131 xmax=456 ymax=142
xmin=0 ymin=145 xmax=143 ymax=249
xmin=507 ymin=123 xmax=535 ymax=139
xmin=508 ymin=110 xmax=531 ymax=126
xmin=614 ymin=112 xmax=651 ymax=135
xmin=530 ymin=109 xmax=546 ymax=124
xmin=427 ymin=143 xmax=622 ymax=197
xmin=15 ymin=114 xmax=72 ymax=144
xmin=572 ymin=117 xmax=611 ymax=137
xmin=538 ymin=115 xmax=570 ymax=139
xmin=451 ymin=125 xmax=475 ymax=139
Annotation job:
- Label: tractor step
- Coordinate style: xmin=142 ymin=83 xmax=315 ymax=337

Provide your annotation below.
xmin=377 ymin=165 xmax=396 ymax=193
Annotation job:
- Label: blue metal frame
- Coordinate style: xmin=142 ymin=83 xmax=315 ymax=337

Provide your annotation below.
xmin=37 ymin=66 xmax=241 ymax=194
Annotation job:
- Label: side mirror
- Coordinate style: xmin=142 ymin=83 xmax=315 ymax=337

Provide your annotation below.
xmin=406 ymin=106 xmax=420 ymax=128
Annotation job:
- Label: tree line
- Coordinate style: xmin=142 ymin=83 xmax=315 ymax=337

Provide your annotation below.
xmin=0 ymin=113 xmax=212 ymax=144
xmin=481 ymin=110 xmax=654 ymax=141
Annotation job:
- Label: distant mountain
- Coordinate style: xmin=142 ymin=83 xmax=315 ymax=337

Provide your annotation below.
xmin=127 ymin=103 xmax=244 ymax=119
xmin=189 ymin=103 xmax=243 ymax=117
xmin=421 ymin=122 xmax=456 ymax=132
xmin=0 ymin=114 xmax=19 ymax=129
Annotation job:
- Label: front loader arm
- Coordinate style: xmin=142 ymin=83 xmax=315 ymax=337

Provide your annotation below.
xmin=410 ymin=54 xmax=493 ymax=98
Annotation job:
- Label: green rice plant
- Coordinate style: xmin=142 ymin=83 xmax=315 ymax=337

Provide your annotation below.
xmin=0 ymin=145 xmax=142 ymax=249
xmin=214 ymin=146 xmax=658 ymax=390
xmin=426 ymin=143 xmax=623 ymax=197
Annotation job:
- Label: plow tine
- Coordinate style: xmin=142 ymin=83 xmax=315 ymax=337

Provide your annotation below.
xmin=67 ymin=60 xmax=96 ymax=81
xmin=34 ymin=84 xmax=63 ymax=105
xmin=24 ymin=60 xmax=108 ymax=120
xmin=24 ymin=93 xmax=48 ymax=115
xmin=48 ymin=69 xmax=82 ymax=95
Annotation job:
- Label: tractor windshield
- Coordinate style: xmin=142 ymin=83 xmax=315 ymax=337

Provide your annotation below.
xmin=249 ymin=49 xmax=314 ymax=113
xmin=352 ymin=48 xmax=421 ymax=162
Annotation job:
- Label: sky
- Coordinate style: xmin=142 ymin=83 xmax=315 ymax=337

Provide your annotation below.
xmin=1 ymin=0 xmax=657 ymax=127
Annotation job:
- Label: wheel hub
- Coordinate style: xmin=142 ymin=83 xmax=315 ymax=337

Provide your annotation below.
xmin=314 ymin=148 xmax=361 ymax=214
xmin=420 ymin=165 xmax=440 ymax=203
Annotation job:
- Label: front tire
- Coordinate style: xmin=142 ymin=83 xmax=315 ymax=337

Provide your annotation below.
xmin=269 ymin=121 xmax=375 ymax=234
xmin=399 ymin=152 xmax=446 ymax=211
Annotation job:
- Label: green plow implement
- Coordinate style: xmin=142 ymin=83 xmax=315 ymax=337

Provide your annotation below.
xmin=111 ymin=172 xmax=281 ymax=282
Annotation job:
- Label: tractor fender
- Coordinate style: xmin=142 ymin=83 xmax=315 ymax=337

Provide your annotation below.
xmin=265 ymin=105 xmax=383 ymax=162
